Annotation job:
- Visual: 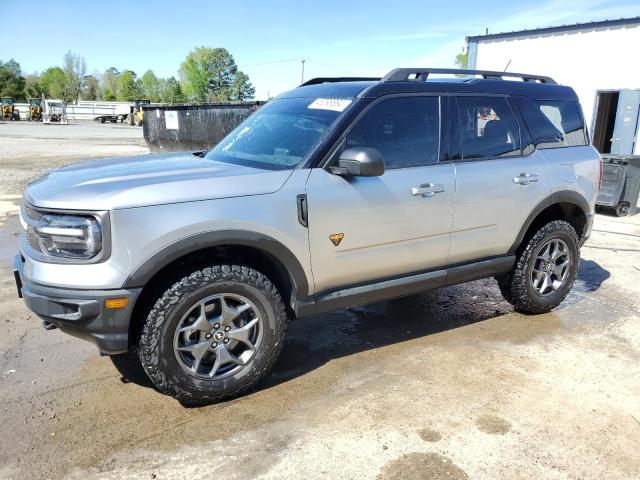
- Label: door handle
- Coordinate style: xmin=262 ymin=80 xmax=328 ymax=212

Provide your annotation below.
xmin=411 ymin=183 xmax=445 ymax=197
xmin=513 ymin=173 xmax=539 ymax=185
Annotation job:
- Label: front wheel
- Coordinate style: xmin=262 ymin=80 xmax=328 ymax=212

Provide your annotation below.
xmin=138 ymin=265 xmax=287 ymax=405
xmin=498 ymin=220 xmax=579 ymax=314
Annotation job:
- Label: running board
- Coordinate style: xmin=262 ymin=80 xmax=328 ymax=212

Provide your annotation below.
xmin=294 ymin=255 xmax=515 ymax=317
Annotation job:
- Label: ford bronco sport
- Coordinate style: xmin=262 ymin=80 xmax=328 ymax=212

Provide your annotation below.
xmin=15 ymin=68 xmax=601 ymax=404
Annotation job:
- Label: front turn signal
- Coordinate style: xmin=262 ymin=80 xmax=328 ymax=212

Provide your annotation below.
xmin=105 ymin=298 xmax=129 ymax=309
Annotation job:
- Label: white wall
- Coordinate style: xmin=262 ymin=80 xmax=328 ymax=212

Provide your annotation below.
xmin=471 ymin=23 xmax=640 ymax=144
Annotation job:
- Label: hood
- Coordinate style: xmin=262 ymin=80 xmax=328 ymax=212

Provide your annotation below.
xmin=24 ymin=152 xmax=293 ymax=210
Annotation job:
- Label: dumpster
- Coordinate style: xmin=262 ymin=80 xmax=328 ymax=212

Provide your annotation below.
xmin=143 ymin=102 xmax=264 ymax=153
xmin=596 ymin=154 xmax=640 ymax=216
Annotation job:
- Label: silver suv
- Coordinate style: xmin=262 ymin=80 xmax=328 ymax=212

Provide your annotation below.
xmin=14 ymin=68 xmax=601 ymax=404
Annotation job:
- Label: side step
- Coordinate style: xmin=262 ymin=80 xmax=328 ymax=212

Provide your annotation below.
xmin=294 ymin=255 xmax=515 ymax=317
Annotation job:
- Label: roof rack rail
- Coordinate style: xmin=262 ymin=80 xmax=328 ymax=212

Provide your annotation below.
xmin=381 ymin=68 xmax=556 ymax=84
xmin=300 ymin=77 xmax=380 ymax=87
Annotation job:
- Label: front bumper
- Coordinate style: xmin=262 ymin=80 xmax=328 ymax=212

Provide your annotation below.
xmin=14 ymin=254 xmax=141 ymax=354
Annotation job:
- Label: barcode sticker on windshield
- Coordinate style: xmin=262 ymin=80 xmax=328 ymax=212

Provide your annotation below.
xmin=308 ymin=98 xmax=352 ymax=112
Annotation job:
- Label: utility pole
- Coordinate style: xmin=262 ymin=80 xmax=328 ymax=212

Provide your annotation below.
xmin=301 ymin=58 xmax=306 ymax=84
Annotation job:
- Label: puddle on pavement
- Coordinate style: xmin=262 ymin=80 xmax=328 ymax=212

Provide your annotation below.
xmin=378 ymin=452 xmax=469 ymax=480
xmin=0 ymin=198 xmax=21 ymax=267
xmin=418 ymin=428 xmax=442 ymax=442
xmin=31 ymin=279 xmax=558 ymax=476
xmin=476 ymin=414 xmax=512 ymax=435
xmin=0 ymin=231 xmax=627 ymax=478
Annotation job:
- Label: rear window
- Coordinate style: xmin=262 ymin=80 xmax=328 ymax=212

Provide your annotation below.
xmin=514 ymin=97 xmax=587 ymax=149
xmin=455 ymin=96 xmax=521 ymax=159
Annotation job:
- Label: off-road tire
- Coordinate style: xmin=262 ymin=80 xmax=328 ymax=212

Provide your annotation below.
xmin=497 ymin=220 xmax=579 ymax=314
xmin=138 ymin=265 xmax=287 ymax=405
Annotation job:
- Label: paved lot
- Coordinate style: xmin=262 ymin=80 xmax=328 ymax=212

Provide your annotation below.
xmin=0 ymin=121 xmax=639 ymax=479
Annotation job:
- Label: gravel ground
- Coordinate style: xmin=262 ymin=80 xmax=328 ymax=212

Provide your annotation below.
xmin=0 ymin=121 xmax=148 ymax=195
xmin=0 ymin=123 xmax=639 ymax=479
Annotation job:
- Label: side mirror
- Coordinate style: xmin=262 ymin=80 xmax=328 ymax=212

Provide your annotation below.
xmin=331 ymin=147 xmax=385 ymax=177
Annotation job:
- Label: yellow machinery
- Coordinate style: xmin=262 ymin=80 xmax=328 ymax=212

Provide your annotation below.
xmin=28 ymin=98 xmax=43 ymax=121
xmin=1 ymin=97 xmax=20 ymax=121
xmin=129 ymin=99 xmax=150 ymax=126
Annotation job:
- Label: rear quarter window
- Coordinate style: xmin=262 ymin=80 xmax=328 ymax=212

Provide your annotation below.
xmin=514 ymin=97 xmax=588 ymax=149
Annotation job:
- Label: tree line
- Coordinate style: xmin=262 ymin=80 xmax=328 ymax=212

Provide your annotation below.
xmin=0 ymin=47 xmax=255 ymax=104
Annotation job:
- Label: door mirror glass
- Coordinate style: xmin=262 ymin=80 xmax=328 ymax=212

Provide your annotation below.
xmin=333 ymin=147 xmax=385 ymax=177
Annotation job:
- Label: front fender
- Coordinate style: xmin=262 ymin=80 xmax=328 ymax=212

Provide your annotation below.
xmin=122 ymin=229 xmax=310 ymax=298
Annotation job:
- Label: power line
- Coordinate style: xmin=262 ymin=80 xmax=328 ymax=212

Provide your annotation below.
xmin=243 ymin=58 xmax=300 ymax=67
xmin=305 ymin=59 xmax=358 ymax=75
xmin=243 ymin=57 xmax=356 ymax=75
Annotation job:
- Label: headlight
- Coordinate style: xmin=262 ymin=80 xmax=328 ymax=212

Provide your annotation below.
xmin=23 ymin=207 xmax=103 ymax=260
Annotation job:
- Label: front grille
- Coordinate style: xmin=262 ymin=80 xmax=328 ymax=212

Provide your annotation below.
xmin=22 ymin=202 xmax=43 ymax=222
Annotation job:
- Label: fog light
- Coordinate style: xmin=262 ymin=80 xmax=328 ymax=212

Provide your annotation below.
xmin=105 ymin=298 xmax=129 ymax=309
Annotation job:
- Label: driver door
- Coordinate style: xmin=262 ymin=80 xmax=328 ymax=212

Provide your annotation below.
xmin=305 ymin=95 xmax=455 ymax=294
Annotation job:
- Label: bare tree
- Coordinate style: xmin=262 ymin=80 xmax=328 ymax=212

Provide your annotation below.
xmin=63 ymin=51 xmax=86 ymax=103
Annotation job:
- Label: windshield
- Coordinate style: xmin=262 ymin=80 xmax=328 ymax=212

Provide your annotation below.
xmin=2 ymin=99 xmax=12 ymax=105
xmin=205 ymin=97 xmax=352 ymax=170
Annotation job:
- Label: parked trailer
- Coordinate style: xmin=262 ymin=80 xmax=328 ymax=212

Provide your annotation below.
xmin=143 ymin=102 xmax=264 ymax=153
xmin=14 ymin=101 xmax=132 ymax=122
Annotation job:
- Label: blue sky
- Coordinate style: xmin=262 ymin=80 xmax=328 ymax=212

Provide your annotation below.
xmin=3 ymin=0 xmax=639 ymax=99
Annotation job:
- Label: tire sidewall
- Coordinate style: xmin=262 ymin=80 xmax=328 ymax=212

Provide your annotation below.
xmin=156 ymin=277 xmax=280 ymax=398
xmin=523 ymin=225 xmax=579 ymax=309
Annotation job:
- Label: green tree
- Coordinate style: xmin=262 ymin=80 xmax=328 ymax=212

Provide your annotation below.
xmin=140 ymin=70 xmax=161 ymax=101
xmin=0 ymin=59 xmax=26 ymax=100
xmin=160 ymin=76 xmax=185 ymax=103
xmin=81 ymin=74 xmax=100 ymax=100
xmin=101 ymin=67 xmax=120 ymax=100
xmin=179 ymin=47 xmax=253 ymax=102
xmin=63 ymin=51 xmax=86 ymax=103
xmin=455 ymin=49 xmax=469 ymax=70
xmin=24 ymin=74 xmax=43 ymax=99
xmin=117 ymin=70 xmax=142 ymax=101
xmin=39 ymin=67 xmax=71 ymax=101
xmin=229 ymin=71 xmax=255 ymax=101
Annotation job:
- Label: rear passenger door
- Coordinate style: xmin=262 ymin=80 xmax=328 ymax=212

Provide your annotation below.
xmin=448 ymin=95 xmax=552 ymax=264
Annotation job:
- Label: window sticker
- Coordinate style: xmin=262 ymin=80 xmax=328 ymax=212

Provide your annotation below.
xmin=308 ymin=98 xmax=352 ymax=112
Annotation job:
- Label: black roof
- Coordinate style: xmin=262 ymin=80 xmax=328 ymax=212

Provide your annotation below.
xmin=280 ymin=72 xmax=578 ymax=102
xmin=467 ymin=16 xmax=640 ymax=42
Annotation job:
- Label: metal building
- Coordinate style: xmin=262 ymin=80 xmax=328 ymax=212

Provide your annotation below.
xmin=466 ymin=17 xmax=640 ymax=155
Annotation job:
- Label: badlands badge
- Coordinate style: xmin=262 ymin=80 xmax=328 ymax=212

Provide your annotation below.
xmin=329 ymin=233 xmax=344 ymax=247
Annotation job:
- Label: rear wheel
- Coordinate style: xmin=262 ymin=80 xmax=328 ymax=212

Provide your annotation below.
xmin=498 ymin=220 xmax=579 ymax=314
xmin=138 ymin=265 xmax=287 ymax=405
xmin=615 ymin=201 xmax=630 ymax=217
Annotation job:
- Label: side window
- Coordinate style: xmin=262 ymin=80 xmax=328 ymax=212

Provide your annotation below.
xmin=346 ymin=96 xmax=440 ymax=169
xmin=456 ymin=96 xmax=521 ymax=160
xmin=537 ymin=100 xmax=587 ymax=147
xmin=514 ymin=97 xmax=588 ymax=149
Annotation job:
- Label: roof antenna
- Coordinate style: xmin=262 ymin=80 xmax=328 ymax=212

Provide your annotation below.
xmin=485 ymin=27 xmax=489 ymax=35
xmin=503 ymin=59 xmax=512 ymax=72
